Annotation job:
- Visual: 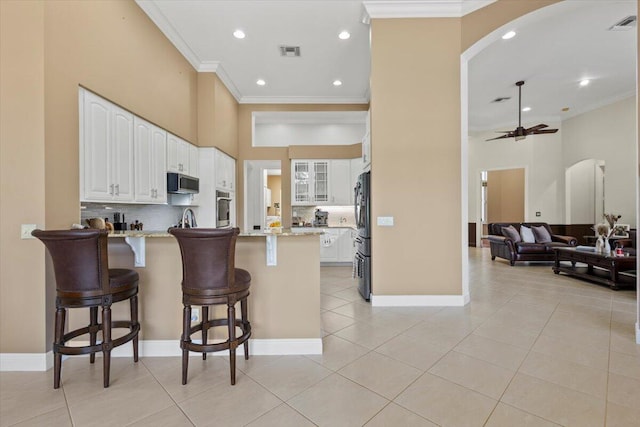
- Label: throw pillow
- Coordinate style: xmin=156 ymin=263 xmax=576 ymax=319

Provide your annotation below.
xmin=520 ymin=226 xmax=535 ymax=243
xmin=501 ymin=225 xmax=521 ymax=242
xmin=532 ymin=225 xmax=552 ymax=243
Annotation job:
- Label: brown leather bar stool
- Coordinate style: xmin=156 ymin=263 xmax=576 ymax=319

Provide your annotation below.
xmin=169 ymin=227 xmax=251 ymax=385
xmin=32 ymin=229 xmax=140 ymax=388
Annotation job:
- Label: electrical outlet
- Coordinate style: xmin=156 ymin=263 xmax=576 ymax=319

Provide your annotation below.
xmin=535 ymin=212 xmax=541 ymax=217
xmin=377 ymin=216 xmax=394 ymax=226
xmin=21 ymin=224 xmax=37 ymax=239
xmin=190 ymin=308 xmax=200 ymax=322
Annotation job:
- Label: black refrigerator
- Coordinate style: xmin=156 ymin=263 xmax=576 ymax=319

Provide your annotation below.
xmin=354 ymin=171 xmax=371 ymax=301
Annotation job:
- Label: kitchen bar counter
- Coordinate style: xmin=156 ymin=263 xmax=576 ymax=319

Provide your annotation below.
xmin=67 ymin=230 xmax=323 ymax=356
xmin=108 ymin=228 xmax=324 ymax=238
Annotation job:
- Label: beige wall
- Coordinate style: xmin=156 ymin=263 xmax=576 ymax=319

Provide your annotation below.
xmin=198 ymin=73 xmax=239 ymax=156
xmin=487 ymin=169 xmax=525 ymax=223
xmin=43 ymin=0 xmax=198 ymax=231
xmin=1 ymin=0 xmax=198 ymax=354
xmin=368 ymin=0 xmax=562 ymax=297
xmin=237 ymin=104 xmax=368 ymax=230
xmin=266 ymin=175 xmax=282 ymax=216
xmin=0 ymin=1 xmax=47 ymax=353
xmin=461 ymin=0 xmax=561 ymax=51
xmin=370 ymin=18 xmax=463 ymax=295
xmin=288 ymin=143 xmax=362 ymax=159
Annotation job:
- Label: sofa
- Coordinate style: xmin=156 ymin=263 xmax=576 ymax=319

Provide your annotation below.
xmin=488 ymin=222 xmax=578 ymax=266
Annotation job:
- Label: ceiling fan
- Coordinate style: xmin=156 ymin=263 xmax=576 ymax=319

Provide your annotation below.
xmin=486 ymin=81 xmax=558 ymax=141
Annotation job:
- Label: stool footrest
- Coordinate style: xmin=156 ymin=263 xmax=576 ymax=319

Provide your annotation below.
xmin=56 ymin=321 xmax=140 ymax=356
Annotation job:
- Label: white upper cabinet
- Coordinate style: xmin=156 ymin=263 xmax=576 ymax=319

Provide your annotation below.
xmin=215 ymin=149 xmax=235 ymax=191
xmin=292 ymin=159 xmax=353 ymax=206
xmin=167 ymin=133 xmax=197 ymax=177
xmin=292 ymin=160 xmax=330 ymax=205
xmin=134 ymin=117 xmax=167 ymax=204
xmin=80 ymin=89 xmax=134 ymax=202
xmin=292 ymin=161 xmax=311 ymax=204
xmin=329 ymin=160 xmax=351 ymax=205
xmin=189 ymin=143 xmax=199 ymax=178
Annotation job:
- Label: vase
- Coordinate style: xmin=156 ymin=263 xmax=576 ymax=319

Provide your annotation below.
xmin=604 ymin=238 xmax=611 ymax=255
xmin=595 ymin=236 xmax=603 ymax=253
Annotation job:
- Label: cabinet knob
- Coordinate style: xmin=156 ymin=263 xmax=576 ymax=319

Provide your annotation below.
xmin=110 ymin=184 xmax=114 ymax=195
xmin=115 ymin=184 xmax=120 ymax=196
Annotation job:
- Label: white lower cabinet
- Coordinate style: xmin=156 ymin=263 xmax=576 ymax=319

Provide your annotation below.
xmin=320 ymin=228 xmax=355 ymax=263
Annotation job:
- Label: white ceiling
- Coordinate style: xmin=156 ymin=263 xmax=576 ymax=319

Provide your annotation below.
xmin=469 ymin=0 xmax=637 ymax=131
xmin=136 ymin=0 xmax=637 ymax=130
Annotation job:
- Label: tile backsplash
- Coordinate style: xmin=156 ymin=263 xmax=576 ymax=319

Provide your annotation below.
xmin=292 ymin=205 xmax=355 ymax=227
xmin=81 ymin=203 xmax=187 ymax=231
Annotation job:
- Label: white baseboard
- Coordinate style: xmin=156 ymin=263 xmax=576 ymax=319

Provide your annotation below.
xmin=0 ymin=338 xmax=323 ymax=371
xmin=249 ymin=338 xmax=322 ymax=355
xmin=636 ymin=321 xmax=640 ymax=344
xmin=0 ymin=351 xmax=53 ymax=372
xmin=371 ymin=293 xmax=470 ymax=307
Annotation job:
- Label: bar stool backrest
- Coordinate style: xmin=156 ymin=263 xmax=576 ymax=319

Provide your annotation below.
xmin=32 ymin=229 xmax=109 ymax=298
xmin=169 ymin=228 xmax=239 ymax=292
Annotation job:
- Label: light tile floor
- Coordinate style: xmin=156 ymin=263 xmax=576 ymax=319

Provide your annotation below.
xmin=1 ymin=248 xmax=639 ymax=426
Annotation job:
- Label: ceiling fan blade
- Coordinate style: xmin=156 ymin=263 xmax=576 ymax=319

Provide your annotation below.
xmin=530 ymin=128 xmax=558 ymax=134
xmin=486 ymin=134 xmax=514 ymax=141
xmin=525 ymin=124 xmax=548 ymax=132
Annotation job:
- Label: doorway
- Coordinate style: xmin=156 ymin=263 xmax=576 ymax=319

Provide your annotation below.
xmin=479 ymin=168 xmax=525 ymax=245
xmin=244 ymin=160 xmax=281 ymax=231
xmin=565 ymin=159 xmax=605 ymax=225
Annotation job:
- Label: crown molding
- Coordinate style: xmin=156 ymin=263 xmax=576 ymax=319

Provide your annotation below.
xmin=135 ymin=1 xmax=202 ymax=70
xmin=239 ymin=96 xmax=370 ymax=105
xmin=363 ymin=0 xmax=496 ymax=19
xmin=198 ymin=62 xmax=243 ymax=102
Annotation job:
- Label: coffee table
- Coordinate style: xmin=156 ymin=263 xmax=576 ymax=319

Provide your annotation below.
xmin=553 ymin=247 xmax=636 ymax=290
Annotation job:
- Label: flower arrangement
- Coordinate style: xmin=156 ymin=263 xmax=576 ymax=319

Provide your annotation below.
xmin=594 ymin=213 xmax=623 ymax=239
xmin=593 ymin=214 xmax=624 ymax=254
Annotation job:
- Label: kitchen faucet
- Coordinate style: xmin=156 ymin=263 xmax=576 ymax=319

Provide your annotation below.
xmin=181 ymin=208 xmax=197 ymax=228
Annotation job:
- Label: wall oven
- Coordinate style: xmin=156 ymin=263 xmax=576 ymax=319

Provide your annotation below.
xmin=216 ymin=191 xmax=232 ymax=228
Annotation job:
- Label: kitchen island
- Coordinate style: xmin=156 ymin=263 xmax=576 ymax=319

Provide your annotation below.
xmin=68 ymin=229 xmax=323 ymax=356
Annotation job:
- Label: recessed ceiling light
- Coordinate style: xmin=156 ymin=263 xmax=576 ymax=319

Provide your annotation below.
xmin=522 ymin=107 xmax=531 ymax=112
xmin=256 ymin=79 xmax=266 ymax=86
xmin=338 ymin=31 xmax=351 ymax=40
xmin=502 ymin=31 xmax=516 ymax=40
xmin=562 ymin=107 xmax=570 ymax=112
xmin=579 ymin=79 xmax=590 ymax=87
xmin=333 ymin=80 xmax=342 ymax=86
xmin=233 ymin=30 xmax=245 ymax=39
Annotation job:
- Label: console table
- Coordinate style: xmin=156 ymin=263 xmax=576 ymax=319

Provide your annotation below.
xmin=553 ymin=247 xmax=636 ymax=290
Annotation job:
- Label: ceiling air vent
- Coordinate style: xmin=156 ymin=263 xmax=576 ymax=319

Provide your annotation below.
xmin=609 ymin=15 xmax=637 ymax=31
xmin=491 ymin=97 xmax=511 ymax=103
xmin=279 ymin=45 xmax=301 ymax=57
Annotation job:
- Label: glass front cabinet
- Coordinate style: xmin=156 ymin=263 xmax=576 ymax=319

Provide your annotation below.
xmin=292 ymin=160 xmax=330 ymax=205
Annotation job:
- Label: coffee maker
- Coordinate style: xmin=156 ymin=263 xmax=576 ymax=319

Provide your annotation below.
xmin=313 ymin=209 xmax=328 ymax=227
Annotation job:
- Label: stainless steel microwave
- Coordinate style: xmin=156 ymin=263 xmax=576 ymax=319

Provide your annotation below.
xmin=167 ymin=173 xmax=199 ymax=194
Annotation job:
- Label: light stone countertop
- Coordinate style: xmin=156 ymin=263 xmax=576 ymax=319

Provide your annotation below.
xmin=107 ymin=228 xmax=324 ymax=238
